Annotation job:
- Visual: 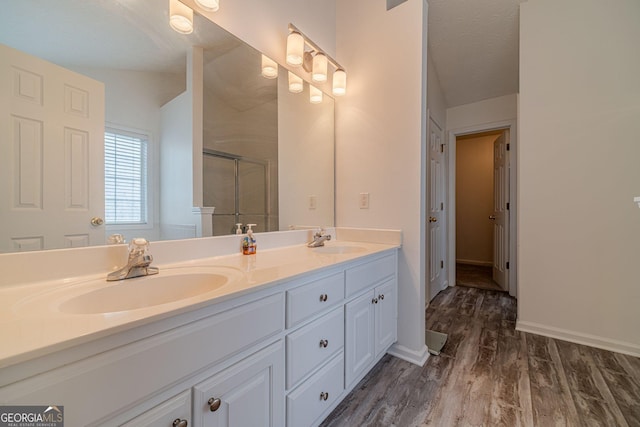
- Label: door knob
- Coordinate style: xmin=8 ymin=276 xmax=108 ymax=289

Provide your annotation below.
xmin=488 ymin=215 xmax=496 ymax=220
xmin=429 ymin=217 xmax=437 ymax=223
xmin=90 ymin=217 xmax=104 ymax=226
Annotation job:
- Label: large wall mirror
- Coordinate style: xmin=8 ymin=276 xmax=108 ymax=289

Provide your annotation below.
xmin=0 ymin=0 xmax=335 ymax=253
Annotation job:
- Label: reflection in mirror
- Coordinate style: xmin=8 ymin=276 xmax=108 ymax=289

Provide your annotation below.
xmin=0 ymin=0 xmax=335 ymax=253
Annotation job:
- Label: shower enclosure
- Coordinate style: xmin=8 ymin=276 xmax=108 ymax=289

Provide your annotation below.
xmin=203 ymin=149 xmax=275 ymax=236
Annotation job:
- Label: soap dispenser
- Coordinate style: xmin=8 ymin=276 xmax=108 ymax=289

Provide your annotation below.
xmin=235 ymin=223 xmax=243 ymax=235
xmin=242 ymin=224 xmax=257 ymax=255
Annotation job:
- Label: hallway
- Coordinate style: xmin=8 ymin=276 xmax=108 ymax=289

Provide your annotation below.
xmin=320 ymin=286 xmax=640 ymax=426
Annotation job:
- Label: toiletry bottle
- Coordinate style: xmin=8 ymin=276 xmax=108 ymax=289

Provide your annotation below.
xmin=235 ymin=223 xmax=243 ymax=235
xmin=243 ymin=224 xmax=257 ymax=255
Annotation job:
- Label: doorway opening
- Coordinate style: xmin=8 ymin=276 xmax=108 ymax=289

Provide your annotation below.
xmin=455 ymin=130 xmax=506 ymax=292
xmin=447 ymin=122 xmax=517 ymax=298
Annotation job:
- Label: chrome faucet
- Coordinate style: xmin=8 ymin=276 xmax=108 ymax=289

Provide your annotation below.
xmin=308 ymin=229 xmax=332 ymax=248
xmin=107 ymin=238 xmax=159 ymax=281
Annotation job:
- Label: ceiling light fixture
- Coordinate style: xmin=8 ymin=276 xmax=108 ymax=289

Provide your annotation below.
xmin=194 ymin=0 xmax=219 ymax=12
xmin=286 ymin=23 xmax=347 ymax=97
xmin=169 ymin=0 xmax=194 ymax=34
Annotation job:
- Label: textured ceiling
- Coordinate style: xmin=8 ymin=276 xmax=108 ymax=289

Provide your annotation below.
xmin=428 ymin=0 xmax=526 ymax=108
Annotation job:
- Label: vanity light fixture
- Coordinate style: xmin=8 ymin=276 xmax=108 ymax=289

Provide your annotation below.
xmin=286 ymin=23 xmax=347 ymax=96
xmin=169 ymin=0 xmax=194 ymax=34
xmin=194 ymin=0 xmax=219 ymax=12
xmin=288 ymin=71 xmax=304 ymax=93
xmin=332 ymin=68 xmax=347 ymax=96
xmin=310 ymin=85 xmax=323 ymax=104
xmin=261 ymin=55 xmax=278 ymax=79
xmin=312 ymin=52 xmax=328 ymax=83
xmin=286 ymin=31 xmax=305 ymax=66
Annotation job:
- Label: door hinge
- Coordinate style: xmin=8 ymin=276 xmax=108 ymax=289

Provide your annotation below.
xmin=440 ymin=144 xmax=444 ymax=153
xmin=506 ymin=143 xmax=510 ymax=151
xmin=440 ymin=202 xmax=444 ymax=210
xmin=440 ymin=260 xmax=444 ymax=269
xmin=506 ymin=202 xmax=510 ymax=210
xmin=506 ymin=261 xmax=510 ymax=269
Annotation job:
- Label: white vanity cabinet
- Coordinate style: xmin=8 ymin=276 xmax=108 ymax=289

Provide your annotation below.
xmin=0 ymin=245 xmax=399 ymax=427
xmin=345 ymin=256 xmax=398 ymax=389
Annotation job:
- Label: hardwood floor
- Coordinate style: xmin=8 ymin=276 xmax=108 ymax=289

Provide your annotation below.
xmin=456 ymin=262 xmax=503 ymax=292
xmin=320 ymin=286 xmax=640 ymax=427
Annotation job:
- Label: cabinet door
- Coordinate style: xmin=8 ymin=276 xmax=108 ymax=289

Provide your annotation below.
xmin=121 ymin=390 xmax=190 ymax=427
xmin=375 ymin=279 xmax=397 ymax=357
xmin=192 ymin=341 xmax=284 ymax=427
xmin=345 ymin=290 xmax=375 ymax=388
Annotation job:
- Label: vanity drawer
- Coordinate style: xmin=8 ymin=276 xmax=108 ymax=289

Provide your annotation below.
xmin=286 ymin=306 xmax=344 ymax=389
xmin=345 ymin=254 xmax=396 ymax=297
xmin=286 ymin=352 xmax=344 ymax=427
xmin=286 ymin=272 xmax=344 ymax=327
xmin=121 ymin=390 xmax=191 ymax=427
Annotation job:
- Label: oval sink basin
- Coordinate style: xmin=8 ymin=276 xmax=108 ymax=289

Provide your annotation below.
xmin=312 ymin=244 xmax=367 ymax=255
xmin=59 ymin=268 xmax=238 ymax=314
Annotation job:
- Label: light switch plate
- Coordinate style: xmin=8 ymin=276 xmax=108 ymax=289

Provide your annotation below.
xmin=359 ymin=192 xmax=370 ymax=209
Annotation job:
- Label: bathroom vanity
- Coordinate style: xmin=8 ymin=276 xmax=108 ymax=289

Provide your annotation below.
xmin=0 ymin=229 xmax=400 ymax=427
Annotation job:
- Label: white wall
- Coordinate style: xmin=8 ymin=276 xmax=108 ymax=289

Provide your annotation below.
xmin=518 ymin=0 xmax=640 ymax=356
xmin=336 ymin=0 xmax=429 ymax=365
xmin=447 ymin=94 xmax=517 ymax=131
xmin=427 ymin=49 xmax=446 ymax=128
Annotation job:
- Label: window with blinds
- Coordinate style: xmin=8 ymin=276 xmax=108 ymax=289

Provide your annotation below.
xmin=104 ymin=129 xmax=148 ymax=225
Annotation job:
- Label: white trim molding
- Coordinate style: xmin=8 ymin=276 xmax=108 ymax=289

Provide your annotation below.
xmin=516 ymin=320 xmax=640 ymax=358
xmin=388 ymin=343 xmax=430 ymax=367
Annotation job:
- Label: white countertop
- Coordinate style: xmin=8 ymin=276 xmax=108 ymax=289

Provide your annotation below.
xmin=0 ymin=238 xmax=399 ymax=370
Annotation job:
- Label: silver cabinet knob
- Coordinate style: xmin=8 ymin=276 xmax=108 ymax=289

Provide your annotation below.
xmin=172 ymin=419 xmax=188 ymax=427
xmin=379 ymin=294 xmax=385 ymax=301
xmin=208 ymin=397 xmax=221 ymax=412
xmin=372 ymin=298 xmax=378 ymax=304
xmin=90 ymin=217 xmax=104 ymax=226
xmin=319 ymin=339 xmax=329 ymax=348
xmin=319 ymin=294 xmax=328 ymax=302
xmin=320 ymin=392 xmax=329 ymax=401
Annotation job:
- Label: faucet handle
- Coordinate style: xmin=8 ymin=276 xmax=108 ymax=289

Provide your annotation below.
xmin=128 ymin=238 xmax=150 ymax=256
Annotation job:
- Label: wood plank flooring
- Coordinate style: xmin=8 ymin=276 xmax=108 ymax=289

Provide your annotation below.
xmin=456 ymin=263 xmax=503 ymax=292
xmin=320 ymin=286 xmax=640 ymax=427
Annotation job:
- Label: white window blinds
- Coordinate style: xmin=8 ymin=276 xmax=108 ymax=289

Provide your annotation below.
xmin=105 ymin=129 xmax=148 ymax=225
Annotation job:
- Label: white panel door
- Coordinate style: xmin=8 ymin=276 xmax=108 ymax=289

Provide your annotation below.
xmin=491 ymin=131 xmax=509 ymax=290
xmin=374 ymin=279 xmax=397 ymax=357
xmin=428 ymin=116 xmax=447 ymax=301
xmin=0 ymin=44 xmax=105 ymax=252
xmin=192 ymin=341 xmax=285 ymax=427
xmin=345 ymin=290 xmax=375 ymax=388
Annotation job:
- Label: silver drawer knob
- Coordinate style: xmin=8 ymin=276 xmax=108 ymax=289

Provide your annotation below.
xmin=173 ymin=419 xmax=188 ymax=427
xmin=372 ymin=298 xmax=378 ymax=304
xmin=379 ymin=294 xmax=385 ymax=300
xmin=319 ymin=294 xmax=328 ymax=302
xmin=319 ymin=339 xmax=329 ymax=348
xmin=320 ymin=392 xmax=329 ymax=401
xmin=208 ymin=397 xmax=222 ymax=412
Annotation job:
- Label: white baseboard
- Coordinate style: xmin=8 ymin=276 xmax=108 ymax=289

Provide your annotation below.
xmin=456 ymin=259 xmax=492 ymax=267
xmin=516 ymin=320 xmax=640 ymax=358
xmin=387 ymin=343 xmax=430 ymax=367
